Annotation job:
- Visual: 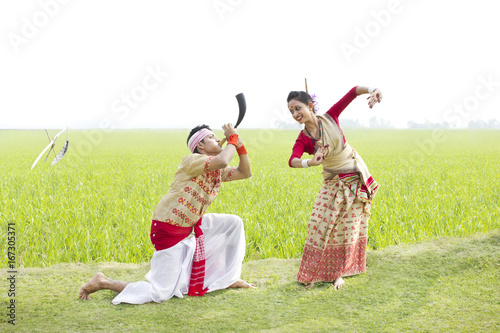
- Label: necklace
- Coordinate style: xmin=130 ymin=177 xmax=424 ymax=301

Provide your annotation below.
xmin=304 ymin=118 xmax=324 ymax=150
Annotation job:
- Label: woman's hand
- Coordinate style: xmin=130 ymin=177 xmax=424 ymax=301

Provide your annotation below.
xmin=308 ymin=145 xmax=329 ymax=166
xmin=367 ymin=88 xmax=383 ymax=109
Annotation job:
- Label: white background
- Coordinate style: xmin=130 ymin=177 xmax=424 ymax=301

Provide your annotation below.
xmin=1 ymin=0 xmax=499 ymax=129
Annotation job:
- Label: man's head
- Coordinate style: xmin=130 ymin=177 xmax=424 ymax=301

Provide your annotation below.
xmin=187 ymin=125 xmax=222 ymax=156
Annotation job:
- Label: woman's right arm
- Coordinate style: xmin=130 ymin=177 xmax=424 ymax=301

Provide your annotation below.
xmin=289 ymin=134 xmax=327 ymax=168
xmin=290 ymin=147 xmax=328 ymax=168
xmin=289 ymin=135 xmax=305 ymax=167
xmin=290 ymin=157 xmax=305 ymax=168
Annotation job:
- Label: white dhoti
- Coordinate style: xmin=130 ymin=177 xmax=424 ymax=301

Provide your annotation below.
xmin=111 ymin=213 xmax=245 ymax=305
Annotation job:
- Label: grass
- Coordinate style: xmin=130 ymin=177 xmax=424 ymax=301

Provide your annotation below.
xmin=1 ymin=230 xmax=498 ymax=332
xmin=1 ymin=129 xmax=499 ymax=268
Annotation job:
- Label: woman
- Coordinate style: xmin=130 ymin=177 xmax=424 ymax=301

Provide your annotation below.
xmin=287 ymin=86 xmax=382 ymax=289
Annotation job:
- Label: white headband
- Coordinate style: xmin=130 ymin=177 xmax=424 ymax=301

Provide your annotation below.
xmin=188 ymin=128 xmax=214 ymax=153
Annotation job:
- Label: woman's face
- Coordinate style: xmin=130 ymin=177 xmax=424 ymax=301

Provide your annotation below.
xmin=288 ymin=99 xmax=313 ymax=124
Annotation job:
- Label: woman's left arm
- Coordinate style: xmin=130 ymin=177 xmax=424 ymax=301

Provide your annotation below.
xmin=356 ymin=86 xmax=383 ymax=109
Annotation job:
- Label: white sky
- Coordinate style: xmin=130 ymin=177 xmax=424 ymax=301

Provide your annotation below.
xmin=1 ymin=0 xmax=499 ymax=129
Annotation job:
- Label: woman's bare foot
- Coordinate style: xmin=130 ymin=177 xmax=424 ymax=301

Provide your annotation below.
xmin=333 ymin=277 xmax=345 ymax=290
xmin=80 ymin=272 xmax=107 ymax=300
xmin=303 ymin=282 xmax=315 ymax=289
xmin=228 ymin=279 xmax=256 ymax=289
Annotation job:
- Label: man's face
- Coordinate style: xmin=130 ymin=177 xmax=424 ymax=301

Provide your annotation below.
xmin=199 ymin=133 xmax=222 ymax=156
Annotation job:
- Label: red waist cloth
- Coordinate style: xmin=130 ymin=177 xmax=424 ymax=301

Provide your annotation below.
xmin=150 ymin=220 xmax=192 ymax=251
xmin=150 ymin=219 xmax=208 ymax=297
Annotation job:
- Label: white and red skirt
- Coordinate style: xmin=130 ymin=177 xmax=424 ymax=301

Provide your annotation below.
xmin=297 ymin=173 xmax=377 ymax=284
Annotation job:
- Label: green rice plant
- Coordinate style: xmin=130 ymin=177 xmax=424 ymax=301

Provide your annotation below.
xmin=1 ymin=129 xmax=499 ymax=268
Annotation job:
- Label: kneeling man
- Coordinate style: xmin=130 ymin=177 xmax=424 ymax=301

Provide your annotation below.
xmin=80 ymin=123 xmax=253 ymax=304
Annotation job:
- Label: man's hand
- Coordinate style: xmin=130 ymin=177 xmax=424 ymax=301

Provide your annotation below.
xmin=222 ymin=123 xmax=237 ymax=139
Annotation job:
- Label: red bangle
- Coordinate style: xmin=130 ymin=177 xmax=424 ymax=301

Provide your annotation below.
xmin=227 ymin=134 xmax=238 ymax=147
xmin=236 ymin=145 xmax=247 ymax=156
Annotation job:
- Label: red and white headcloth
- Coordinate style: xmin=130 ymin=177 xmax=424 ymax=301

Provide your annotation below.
xmin=188 ymin=128 xmax=215 ymax=153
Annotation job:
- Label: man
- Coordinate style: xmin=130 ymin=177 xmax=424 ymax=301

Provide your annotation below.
xmin=80 ymin=123 xmax=253 ymax=304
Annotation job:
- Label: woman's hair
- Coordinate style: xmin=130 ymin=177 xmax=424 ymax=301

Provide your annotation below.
xmin=287 ymin=91 xmax=312 ymax=106
xmin=187 ymin=124 xmax=212 ymax=154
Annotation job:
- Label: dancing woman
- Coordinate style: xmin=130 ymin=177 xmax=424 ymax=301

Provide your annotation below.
xmin=287 ymin=86 xmax=382 ymax=289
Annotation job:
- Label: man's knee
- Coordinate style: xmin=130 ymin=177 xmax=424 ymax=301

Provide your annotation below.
xmin=202 ymin=213 xmax=243 ymax=232
xmin=227 ymin=214 xmax=243 ymax=231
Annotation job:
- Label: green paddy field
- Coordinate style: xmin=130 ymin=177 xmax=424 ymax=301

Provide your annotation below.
xmin=1 ymin=129 xmax=499 ymax=268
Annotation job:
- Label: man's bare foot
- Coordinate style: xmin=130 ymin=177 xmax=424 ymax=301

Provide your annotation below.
xmin=303 ymin=282 xmax=315 ymax=289
xmin=80 ymin=272 xmax=107 ymax=300
xmin=333 ymin=277 xmax=345 ymax=290
xmin=228 ymin=279 xmax=256 ymax=289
